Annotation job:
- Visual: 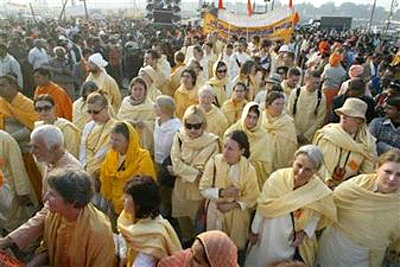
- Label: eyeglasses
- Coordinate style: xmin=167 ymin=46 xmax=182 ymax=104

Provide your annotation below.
xmin=87 ymin=107 xmax=105 ymax=115
xmin=217 ymin=69 xmax=227 ymax=73
xmin=184 ymin=122 xmax=202 ymax=130
xmin=35 ymin=105 xmax=53 ymax=112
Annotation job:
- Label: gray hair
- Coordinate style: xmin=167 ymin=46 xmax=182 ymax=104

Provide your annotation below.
xmin=155 ymin=95 xmax=176 ymax=115
xmin=198 ymin=86 xmax=215 ymax=98
xmin=294 ymin=145 xmax=323 ymax=170
xmin=31 ymin=125 xmax=64 ymax=150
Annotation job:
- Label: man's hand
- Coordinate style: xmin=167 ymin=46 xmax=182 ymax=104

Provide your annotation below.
xmin=217 ymin=202 xmax=239 ymax=213
xmin=289 ymin=230 xmax=306 ymax=247
xmin=220 ymin=186 xmax=240 ymax=198
xmin=248 ymin=232 xmax=260 ymax=245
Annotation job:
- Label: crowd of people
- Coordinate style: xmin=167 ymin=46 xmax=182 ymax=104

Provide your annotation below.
xmin=0 ymin=15 xmax=399 ymax=267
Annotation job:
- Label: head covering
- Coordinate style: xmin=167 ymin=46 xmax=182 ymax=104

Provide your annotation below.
xmin=139 ymin=65 xmax=162 ymax=88
xmin=88 ymin=53 xmax=108 ymax=68
xmin=318 ymin=41 xmax=329 ymax=54
xmin=349 ymin=65 xmax=364 ymax=78
xmin=196 ymin=230 xmax=237 ymax=267
xmin=266 ymin=73 xmax=281 ymax=84
xmin=279 ymin=45 xmax=290 ymax=53
xmin=329 ymin=52 xmax=343 ymax=67
xmin=335 ymin=97 xmax=367 ymax=121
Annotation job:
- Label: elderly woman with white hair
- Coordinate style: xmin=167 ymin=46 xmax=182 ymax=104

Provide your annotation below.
xmin=198 ymin=86 xmax=229 ymax=139
xmin=85 ymin=53 xmax=121 ymax=113
xmin=46 ymin=46 xmax=75 ymax=99
xmin=313 ymin=98 xmax=377 ymax=189
xmin=245 ymin=145 xmax=337 ymax=267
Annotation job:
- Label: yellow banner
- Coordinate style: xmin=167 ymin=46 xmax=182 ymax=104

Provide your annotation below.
xmin=203 ymin=12 xmax=295 ymax=42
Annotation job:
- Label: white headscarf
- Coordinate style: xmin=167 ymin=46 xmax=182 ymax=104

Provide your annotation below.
xmin=88 ymin=53 xmax=108 ymax=68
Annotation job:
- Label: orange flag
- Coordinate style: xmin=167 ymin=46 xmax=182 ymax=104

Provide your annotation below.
xmin=218 ymin=0 xmax=224 ymax=9
xmin=247 ymin=0 xmax=253 ymax=16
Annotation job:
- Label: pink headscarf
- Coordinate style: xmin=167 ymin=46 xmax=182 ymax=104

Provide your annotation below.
xmin=197 ymin=230 xmax=238 ymax=267
xmin=349 ymin=64 xmax=364 ymax=78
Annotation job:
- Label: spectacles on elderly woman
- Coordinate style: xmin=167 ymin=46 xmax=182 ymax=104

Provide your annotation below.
xmin=87 ymin=107 xmax=105 ymax=115
xmin=185 ymin=122 xmax=202 ymax=130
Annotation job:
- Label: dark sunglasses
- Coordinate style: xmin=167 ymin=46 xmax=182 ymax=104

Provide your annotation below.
xmin=35 ymin=105 xmax=52 ymax=112
xmin=185 ymin=122 xmax=202 ymax=130
xmin=87 ymin=107 xmax=105 ymax=115
xmin=217 ymin=69 xmax=227 ymax=73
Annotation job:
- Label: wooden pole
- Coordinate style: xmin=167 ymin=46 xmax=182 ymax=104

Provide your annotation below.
xmin=83 ymin=0 xmax=89 ymax=20
xmin=59 ymin=0 xmax=68 ymax=21
xmin=29 ymin=3 xmax=38 ymax=24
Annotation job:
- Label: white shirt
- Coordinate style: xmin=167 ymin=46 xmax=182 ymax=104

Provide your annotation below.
xmin=28 ymin=47 xmax=49 ymax=69
xmin=229 ymin=52 xmax=251 ymax=79
xmin=153 ymin=118 xmax=181 ymax=164
xmin=0 ymin=54 xmax=23 ymax=87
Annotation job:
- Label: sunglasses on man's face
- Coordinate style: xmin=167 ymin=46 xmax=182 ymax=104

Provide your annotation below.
xmin=35 ymin=105 xmax=52 ymax=112
xmin=184 ymin=122 xmax=202 ymax=130
xmin=217 ymin=69 xmax=227 ymax=73
xmin=87 ymin=107 xmax=105 ymax=115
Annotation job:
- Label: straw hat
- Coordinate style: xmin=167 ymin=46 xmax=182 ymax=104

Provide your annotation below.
xmin=335 ymin=97 xmax=367 ymax=121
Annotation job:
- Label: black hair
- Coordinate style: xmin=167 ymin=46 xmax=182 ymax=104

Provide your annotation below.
xmin=226 ymin=130 xmax=251 ymax=159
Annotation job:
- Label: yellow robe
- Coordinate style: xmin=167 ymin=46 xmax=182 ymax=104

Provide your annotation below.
xmin=72 ymin=98 xmax=90 ymax=131
xmin=40 ymin=204 xmax=115 ymax=267
xmin=171 ymin=130 xmax=219 ymax=219
xmin=287 ymin=87 xmax=327 ymax=142
xmin=257 ymin=168 xmax=337 ymax=266
xmin=100 ymin=122 xmax=156 ymax=214
xmin=231 ymin=74 xmax=258 ymax=101
xmin=225 ymin=102 xmax=274 ymax=189
xmin=168 ymin=63 xmax=186 ymax=96
xmin=117 ymin=210 xmax=182 ymax=266
xmin=86 ymin=71 xmax=122 ymax=113
xmin=207 ymin=77 xmax=229 ymax=107
xmin=199 ymin=154 xmax=260 ymax=249
xmin=332 ymin=174 xmax=400 ymax=267
xmin=35 ymin=119 xmax=81 ymax=158
xmin=221 ymin=99 xmax=248 ymax=126
xmin=0 ymin=130 xmax=37 ymax=231
xmin=0 ymin=93 xmax=38 ymax=131
xmin=174 ymin=84 xmax=199 ymax=119
xmin=80 ymin=118 xmax=116 ymax=176
xmin=313 ymin=123 xmax=377 ymax=183
xmin=117 ymin=97 xmax=155 ymax=154
xmin=262 ymin=112 xmax=298 ymax=171
xmin=204 ymin=105 xmax=229 ymax=140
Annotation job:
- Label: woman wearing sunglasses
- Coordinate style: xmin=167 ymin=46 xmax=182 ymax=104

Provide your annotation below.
xmin=224 ymin=102 xmax=273 ymax=189
xmin=80 ymin=92 xmax=116 ymax=176
xmin=72 ymin=81 xmax=98 ymax=131
xmin=118 ymin=77 xmax=155 ymax=154
xmin=206 ymin=61 xmax=231 ymax=107
xmin=170 ymin=105 xmax=219 ymax=246
xmin=34 ymin=94 xmax=81 ymax=158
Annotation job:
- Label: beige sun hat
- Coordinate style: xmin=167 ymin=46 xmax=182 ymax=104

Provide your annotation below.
xmin=335 ymin=97 xmax=367 ymax=121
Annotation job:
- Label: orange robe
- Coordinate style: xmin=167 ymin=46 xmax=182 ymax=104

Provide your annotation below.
xmin=34 ymin=82 xmax=73 ymax=121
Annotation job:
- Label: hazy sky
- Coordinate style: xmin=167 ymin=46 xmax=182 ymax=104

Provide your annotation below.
xmin=6 ymin=0 xmax=395 ymax=10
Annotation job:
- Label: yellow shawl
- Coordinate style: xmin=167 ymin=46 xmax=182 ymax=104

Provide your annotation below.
xmin=262 ymin=112 xmax=298 ymax=170
xmin=257 ymin=168 xmax=337 ymax=266
xmin=333 ymin=174 xmax=400 ymax=267
xmin=206 ymin=63 xmax=229 ymax=107
xmin=225 ymin=102 xmax=274 ymax=188
xmin=117 ymin=210 xmax=182 ymax=266
xmin=313 ymin=123 xmax=377 ymax=181
xmin=168 ymin=63 xmax=186 ymax=96
xmin=72 ymin=98 xmax=90 ymax=130
xmin=221 ymin=99 xmax=248 ymax=126
xmin=174 ymin=84 xmax=199 ymax=119
xmin=41 ymin=204 xmax=115 ymax=267
xmin=0 ymin=93 xmax=38 ymax=131
xmin=84 ymin=118 xmax=116 ymax=176
xmin=117 ymin=96 xmax=155 ymax=153
xmin=100 ymin=122 xmax=156 ymax=214
xmin=204 ymin=105 xmax=229 ymax=139
xmin=231 ymin=74 xmax=258 ymax=101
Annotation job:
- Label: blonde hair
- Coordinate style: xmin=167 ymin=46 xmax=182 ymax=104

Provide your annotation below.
xmin=377 ymin=150 xmax=400 ymax=168
xmin=183 ymin=105 xmax=207 ymax=129
xmin=86 ymin=91 xmax=109 ymax=108
xmin=155 ymin=95 xmax=176 ymax=116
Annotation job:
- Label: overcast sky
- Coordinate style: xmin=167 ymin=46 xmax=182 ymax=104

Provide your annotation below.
xmin=6 ymin=0 xmax=395 ymax=10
